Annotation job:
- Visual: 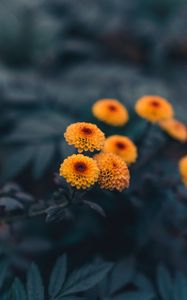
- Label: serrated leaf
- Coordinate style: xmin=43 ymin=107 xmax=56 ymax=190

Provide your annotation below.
xmin=33 ymin=143 xmax=55 ymax=179
xmin=27 ymin=263 xmax=44 ymax=300
xmin=112 ymin=291 xmax=154 ymax=300
xmin=0 ymin=261 xmax=9 ymax=290
xmin=157 ymin=265 xmax=173 ymax=300
xmin=60 ymin=260 xmax=113 ymax=296
xmin=12 ymin=278 xmax=27 ymax=300
xmin=1 ymin=146 xmax=35 ymax=181
xmin=49 ymin=255 xmax=67 ymax=298
xmin=109 ymin=257 xmax=135 ymax=295
xmin=174 ymin=272 xmax=187 ymax=300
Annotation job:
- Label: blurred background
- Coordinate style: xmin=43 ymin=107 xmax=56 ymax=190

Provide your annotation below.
xmin=0 ymin=0 xmax=187 ymax=281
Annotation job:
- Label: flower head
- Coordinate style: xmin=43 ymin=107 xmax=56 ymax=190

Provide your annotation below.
xmin=64 ymin=122 xmax=105 ymax=153
xmin=103 ymin=135 xmax=138 ymax=164
xmin=60 ymin=154 xmax=99 ymax=189
xmin=92 ymin=98 xmax=129 ymax=126
xmin=179 ymin=156 xmax=187 ymax=186
xmin=159 ymin=118 xmax=187 ymax=143
xmin=94 ymin=152 xmax=130 ymax=191
xmin=135 ymin=95 xmax=174 ymax=123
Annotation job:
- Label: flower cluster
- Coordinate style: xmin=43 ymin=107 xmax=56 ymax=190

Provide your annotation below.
xmin=60 ymin=121 xmax=130 ymax=191
xmin=59 ymin=94 xmax=186 ymax=192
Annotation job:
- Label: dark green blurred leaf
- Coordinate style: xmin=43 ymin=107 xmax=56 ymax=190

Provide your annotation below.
xmin=60 ymin=260 xmax=113 ymax=296
xmin=157 ymin=265 xmax=173 ymax=300
xmin=33 ymin=143 xmax=55 ymax=179
xmin=1 ymin=145 xmax=35 ymax=181
xmin=27 ymin=263 xmax=44 ymax=300
xmin=0 ymin=261 xmax=9 ymax=290
xmin=49 ymin=255 xmax=67 ymax=298
xmin=174 ymin=272 xmax=187 ymax=300
xmin=109 ymin=257 xmax=135 ymax=295
xmin=12 ymin=278 xmax=27 ymax=300
xmin=112 ymin=291 xmax=155 ymax=300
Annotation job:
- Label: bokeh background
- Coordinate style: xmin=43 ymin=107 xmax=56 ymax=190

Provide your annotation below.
xmin=0 ymin=0 xmax=187 ymax=287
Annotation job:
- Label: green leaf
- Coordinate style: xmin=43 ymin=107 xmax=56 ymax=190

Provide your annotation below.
xmin=48 ymin=255 xmax=67 ymax=298
xmin=60 ymin=260 xmax=113 ymax=296
xmin=3 ymin=119 xmax=59 ymax=144
xmin=133 ymin=273 xmax=154 ymax=292
xmin=109 ymin=257 xmax=135 ymax=295
xmin=157 ymin=265 xmax=173 ymax=300
xmin=12 ymin=278 xmax=27 ymax=300
xmin=0 ymin=260 xmax=9 ymax=290
xmin=174 ymin=272 xmax=187 ymax=300
xmin=56 ymin=297 xmax=86 ymax=300
xmin=1 ymin=146 xmax=35 ymax=181
xmin=27 ymin=263 xmax=44 ymax=300
xmin=112 ymin=291 xmax=155 ymax=300
xmin=33 ymin=143 xmax=55 ymax=179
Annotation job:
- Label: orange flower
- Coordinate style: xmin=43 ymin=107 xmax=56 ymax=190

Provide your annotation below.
xmin=92 ymin=98 xmax=129 ymax=126
xmin=103 ymin=135 xmax=138 ymax=164
xmin=94 ymin=152 xmax=130 ymax=191
xmin=60 ymin=154 xmax=99 ymax=189
xmin=64 ymin=122 xmax=105 ymax=153
xmin=179 ymin=156 xmax=187 ymax=186
xmin=159 ymin=118 xmax=187 ymax=143
xmin=135 ymin=95 xmax=174 ymax=123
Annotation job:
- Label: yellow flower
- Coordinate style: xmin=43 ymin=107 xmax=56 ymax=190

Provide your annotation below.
xmin=159 ymin=118 xmax=187 ymax=143
xmin=64 ymin=122 xmax=105 ymax=153
xmin=135 ymin=95 xmax=174 ymax=123
xmin=179 ymin=156 xmax=187 ymax=186
xmin=60 ymin=154 xmax=99 ymax=189
xmin=94 ymin=152 xmax=130 ymax=191
xmin=103 ymin=135 xmax=138 ymax=164
xmin=92 ymin=98 xmax=129 ymax=126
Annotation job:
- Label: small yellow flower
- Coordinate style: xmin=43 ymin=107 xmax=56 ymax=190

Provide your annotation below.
xmin=64 ymin=122 xmax=105 ymax=153
xmin=135 ymin=95 xmax=174 ymax=123
xmin=159 ymin=118 xmax=187 ymax=143
xmin=94 ymin=152 xmax=130 ymax=191
xmin=179 ymin=156 xmax=187 ymax=186
xmin=103 ymin=135 xmax=138 ymax=164
xmin=60 ymin=154 xmax=99 ymax=189
xmin=92 ymin=98 xmax=129 ymax=126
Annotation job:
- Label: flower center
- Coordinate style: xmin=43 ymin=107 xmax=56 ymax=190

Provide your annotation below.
xmin=81 ymin=127 xmax=93 ymax=135
xmin=116 ymin=141 xmax=126 ymax=150
xmin=74 ymin=162 xmax=87 ymax=172
xmin=150 ymin=100 xmax=160 ymax=108
xmin=108 ymin=104 xmax=117 ymax=112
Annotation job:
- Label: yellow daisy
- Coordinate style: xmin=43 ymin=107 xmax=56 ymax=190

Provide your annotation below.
xmin=94 ymin=152 xmax=130 ymax=191
xmin=135 ymin=95 xmax=174 ymax=123
xmin=60 ymin=154 xmax=99 ymax=189
xmin=179 ymin=156 xmax=187 ymax=186
xmin=64 ymin=122 xmax=105 ymax=153
xmin=159 ymin=118 xmax=187 ymax=143
xmin=103 ymin=135 xmax=138 ymax=164
xmin=92 ymin=98 xmax=129 ymax=126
